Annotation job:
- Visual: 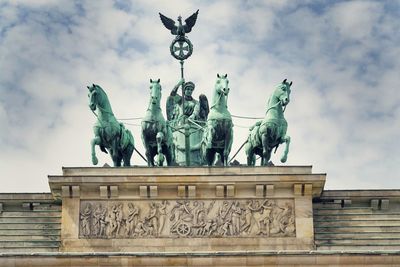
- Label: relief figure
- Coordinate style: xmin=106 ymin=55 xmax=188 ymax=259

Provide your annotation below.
xmin=92 ymin=204 xmax=106 ymax=236
xmin=231 ymin=201 xmax=242 ymax=236
xmin=241 ymin=200 xmax=259 ymax=234
xmin=126 ymin=203 xmax=139 ymax=236
xmin=108 ymin=204 xmax=123 ymax=237
xmin=145 ymin=202 xmax=160 ymax=236
xmin=80 ymin=203 xmax=92 ymax=236
xmin=79 ymin=199 xmax=295 ymax=239
xmin=256 ymin=200 xmax=274 ymax=236
xmin=158 ymin=200 xmax=169 ymax=235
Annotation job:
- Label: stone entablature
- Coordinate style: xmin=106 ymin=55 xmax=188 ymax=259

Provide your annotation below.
xmin=49 ymin=166 xmax=325 ymax=199
xmin=48 ymin=166 xmax=325 ymax=252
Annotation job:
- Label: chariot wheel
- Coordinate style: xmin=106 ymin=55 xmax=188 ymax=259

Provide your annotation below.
xmin=176 ymin=222 xmax=191 ymax=237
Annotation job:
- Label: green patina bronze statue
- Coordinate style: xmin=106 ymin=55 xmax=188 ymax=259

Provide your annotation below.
xmin=88 ymin=84 xmax=135 ymax=167
xmin=159 ymin=9 xmax=211 ymax=166
xmin=159 ymin=10 xmax=199 ymax=61
xmin=141 ymin=79 xmax=174 ymax=166
xmin=85 ymin=10 xmax=296 ymax=168
xmin=166 ymin=78 xmax=209 ymax=166
xmin=201 ymin=74 xmax=233 ymax=166
xmin=245 ymin=79 xmax=293 ymax=166
xmin=159 ymin=10 xmax=199 ymax=39
xmin=166 ymin=78 xmax=208 ymax=124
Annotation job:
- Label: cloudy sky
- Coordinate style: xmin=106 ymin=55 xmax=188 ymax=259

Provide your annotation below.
xmin=0 ymin=0 xmax=399 ymax=192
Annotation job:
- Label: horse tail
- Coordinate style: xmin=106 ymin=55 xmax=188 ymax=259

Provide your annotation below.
xmin=119 ymin=124 xmax=134 ymax=151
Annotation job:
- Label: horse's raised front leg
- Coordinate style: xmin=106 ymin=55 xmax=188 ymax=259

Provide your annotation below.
xmin=280 ymin=135 xmax=291 ymax=163
xmin=91 ymin=136 xmax=101 ymax=165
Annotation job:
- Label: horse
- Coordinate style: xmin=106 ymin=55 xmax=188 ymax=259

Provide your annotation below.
xmin=141 ymin=79 xmax=174 ymax=166
xmin=87 ymin=84 xmax=135 ymax=167
xmin=245 ymin=79 xmax=292 ymax=166
xmin=201 ymin=74 xmax=233 ymax=166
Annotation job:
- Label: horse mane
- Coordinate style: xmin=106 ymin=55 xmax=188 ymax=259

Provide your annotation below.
xmin=94 ymin=84 xmax=107 ymax=97
xmin=93 ymin=84 xmax=114 ymax=115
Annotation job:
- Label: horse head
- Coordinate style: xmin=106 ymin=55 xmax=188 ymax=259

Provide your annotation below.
xmin=149 ymin=79 xmax=162 ymax=108
xmin=215 ymin=73 xmax=230 ymax=96
xmin=87 ymin=84 xmax=99 ymax=111
xmin=274 ymin=79 xmax=293 ymax=107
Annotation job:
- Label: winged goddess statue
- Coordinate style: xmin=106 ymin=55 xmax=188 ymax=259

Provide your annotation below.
xmin=159 ymin=9 xmax=199 ymax=40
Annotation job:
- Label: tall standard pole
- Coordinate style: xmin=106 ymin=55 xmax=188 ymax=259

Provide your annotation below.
xmin=180 ymin=59 xmax=190 ymax=166
xmin=180 ymin=59 xmax=185 ymax=112
xmin=160 ymin=10 xmax=198 ymax=167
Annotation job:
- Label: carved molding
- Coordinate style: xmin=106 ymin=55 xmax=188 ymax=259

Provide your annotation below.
xmin=79 ymin=199 xmax=295 ymax=239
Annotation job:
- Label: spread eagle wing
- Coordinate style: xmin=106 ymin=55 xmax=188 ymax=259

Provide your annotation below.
xmin=159 ymin=12 xmax=177 ymax=35
xmin=166 ymin=95 xmax=176 ymax=121
xmin=183 ymin=9 xmax=199 ymax=34
xmin=198 ymin=94 xmax=209 ymax=121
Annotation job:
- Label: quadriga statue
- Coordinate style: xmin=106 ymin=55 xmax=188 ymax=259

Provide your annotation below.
xmin=87 ymin=84 xmax=135 ymax=167
xmin=201 ymin=74 xmax=233 ymax=166
xmin=141 ymin=79 xmax=174 ymax=166
xmin=245 ymin=79 xmax=292 ymax=166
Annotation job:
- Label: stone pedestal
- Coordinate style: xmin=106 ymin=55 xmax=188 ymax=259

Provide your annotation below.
xmin=48 ymin=166 xmax=325 ymax=252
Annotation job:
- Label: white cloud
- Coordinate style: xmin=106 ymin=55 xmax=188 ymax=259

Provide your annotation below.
xmin=329 ymin=1 xmax=383 ymax=41
xmin=0 ymin=1 xmax=399 ymax=192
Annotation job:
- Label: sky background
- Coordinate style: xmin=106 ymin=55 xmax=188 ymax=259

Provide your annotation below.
xmin=0 ymin=0 xmax=399 ymax=192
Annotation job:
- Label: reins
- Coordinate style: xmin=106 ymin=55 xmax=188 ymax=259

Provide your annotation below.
xmin=265 ymin=99 xmax=286 ymax=116
xmin=210 ymin=87 xmax=228 ymax=110
xmin=90 ymin=91 xmax=114 ymax=121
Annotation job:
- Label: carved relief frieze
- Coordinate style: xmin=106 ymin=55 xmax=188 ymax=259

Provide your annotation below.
xmin=79 ymin=199 xmax=295 ymax=239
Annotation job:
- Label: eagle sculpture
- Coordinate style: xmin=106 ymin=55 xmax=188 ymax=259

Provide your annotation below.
xmin=159 ymin=9 xmax=199 ymax=38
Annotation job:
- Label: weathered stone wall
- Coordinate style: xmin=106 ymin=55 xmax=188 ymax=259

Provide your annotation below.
xmin=3 ymin=167 xmax=400 ymax=265
xmin=1 ymin=251 xmax=400 ymax=266
xmin=48 ymin=166 xmax=325 ymax=252
xmin=314 ymin=190 xmax=400 ymax=251
xmin=0 ymin=193 xmax=61 ymax=253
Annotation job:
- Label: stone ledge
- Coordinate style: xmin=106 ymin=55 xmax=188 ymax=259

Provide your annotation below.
xmin=49 ymin=167 xmax=326 ymax=201
xmin=320 ymin=190 xmax=400 ymax=199
xmin=2 ymin=250 xmax=400 ymax=266
xmin=0 ymin=193 xmax=53 ymax=201
xmin=61 ymin=165 xmax=315 ymax=176
xmin=1 ymin=250 xmax=400 ymax=257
